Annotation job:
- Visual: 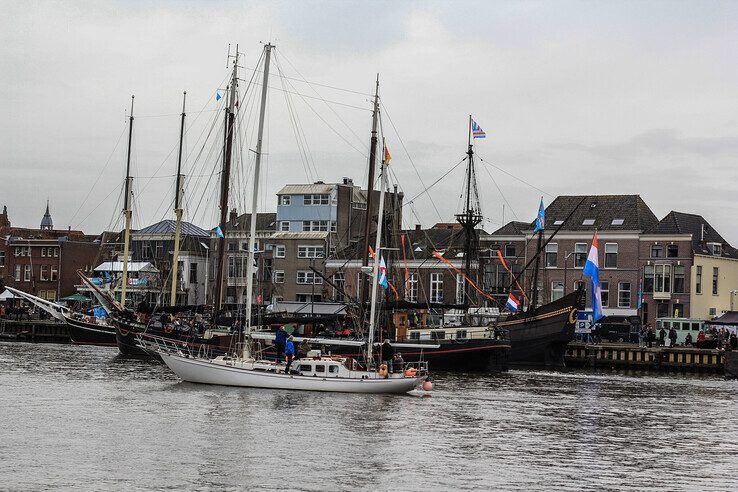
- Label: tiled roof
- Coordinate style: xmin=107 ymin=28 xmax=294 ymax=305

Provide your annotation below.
xmin=135 ymin=220 xmax=209 ymax=237
xmin=649 ymin=211 xmax=738 ymax=257
xmin=227 ymin=213 xmax=277 ymax=232
xmin=541 ymin=195 xmax=658 ymax=232
xmin=490 ymin=221 xmax=529 ymax=236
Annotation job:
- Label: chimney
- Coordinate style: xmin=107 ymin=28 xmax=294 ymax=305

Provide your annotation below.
xmin=342 ymin=177 xmax=353 ymax=186
xmin=415 ymin=224 xmax=422 ymax=231
xmin=229 ymin=208 xmax=238 ymax=223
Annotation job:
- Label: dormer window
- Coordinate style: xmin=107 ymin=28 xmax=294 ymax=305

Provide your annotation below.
xmin=611 ymin=219 xmax=624 ymax=226
xmin=708 ymin=242 xmax=722 ymax=256
xmin=582 ymin=219 xmax=595 ymax=226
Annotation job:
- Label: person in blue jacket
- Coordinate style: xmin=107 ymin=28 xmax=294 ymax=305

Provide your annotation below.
xmin=284 ymin=335 xmax=296 ymax=373
xmin=274 ymin=326 xmax=288 ymax=363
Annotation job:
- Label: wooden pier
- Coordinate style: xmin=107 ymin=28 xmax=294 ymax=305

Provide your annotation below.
xmin=566 ymin=342 xmax=725 ymax=373
xmin=0 ymin=320 xmax=70 ymax=343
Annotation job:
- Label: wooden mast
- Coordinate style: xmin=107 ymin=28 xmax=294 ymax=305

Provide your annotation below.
xmin=360 ymin=75 xmax=380 ymax=311
xmin=120 ymin=95 xmax=135 ymax=307
xmin=214 ymin=49 xmax=239 ymax=312
xmin=243 ymin=43 xmax=273 ymax=354
xmin=169 ymin=91 xmax=187 ymax=306
xmin=367 ymin=137 xmax=388 ymax=369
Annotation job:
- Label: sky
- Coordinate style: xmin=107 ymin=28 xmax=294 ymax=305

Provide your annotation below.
xmin=2 ymin=0 xmax=737 ymax=242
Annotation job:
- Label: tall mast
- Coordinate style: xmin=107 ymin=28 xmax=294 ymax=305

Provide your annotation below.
xmin=169 ymin=91 xmax=187 ymax=307
xmin=367 ymin=139 xmax=388 ymax=369
xmin=214 ymin=49 xmax=239 ymax=312
xmin=120 ymin=95 xmax=135 ymax=307
xmin=456 ymin=115 xmax=482 ymax=309
xmin=361 ymin=75 xmax=380 ymax=310
xmin=243 ymin=43 xmax=273 ymax=352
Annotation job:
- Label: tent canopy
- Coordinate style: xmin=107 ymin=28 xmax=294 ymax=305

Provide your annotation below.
xmin=707 ymin=311 xmax=738 ymax=325
xmin=0 ymin=289 xmax=16 ymax=301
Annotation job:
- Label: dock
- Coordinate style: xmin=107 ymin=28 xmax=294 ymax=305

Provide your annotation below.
xmin=566 ymin=342 xmax=726 ymax=373
xmin=0 ymin=320 xmax=70 ymax=343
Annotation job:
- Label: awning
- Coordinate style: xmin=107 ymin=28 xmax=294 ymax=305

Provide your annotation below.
xmin=0 ymin=289 xmax=16 ymax=301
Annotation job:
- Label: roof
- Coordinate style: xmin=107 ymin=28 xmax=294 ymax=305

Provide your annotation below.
xmin=541 ymin=195 xmax=658 ymax=232
xmin=648 ymin=211 xmax=738 ymax=257
xmin=227 ymin=212 xmax=277 ymax=232
xmin=277 ymin=183 xmax=335 ymax=195
xmin=93 ymin=261 xmax=159 ymax=273
xmin=707 ymin=311 xmax=738 ymax=325
xmin=40 ymin=202 xmax=53 ymax=229
xmin=490 ymin=221 xmax=530 ymax=236
xmin=270 ymin=231 xmax=329 ymax=240
xmin=135 ymin=219 xmax=209 ymax=237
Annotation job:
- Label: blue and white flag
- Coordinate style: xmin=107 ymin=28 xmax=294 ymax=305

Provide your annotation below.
xmin=506 ymin=293 xmax=520 ymax=313
xmin=637 ymin=278 xmax=643 ymax=310
xmin=533 ymin=198 xmax=545 ymax=233
xmin=378 ymin=257 xmax=389 ymax=289
xmin=472 ymin=119 xmax=486 ymax=139
xmin=214 ymin=226 xmax=224 ymax=238
xmin=582 ymin=232 xmax=604 ymax=321
xmin=216 ymin=91 xmax=222 ymax=101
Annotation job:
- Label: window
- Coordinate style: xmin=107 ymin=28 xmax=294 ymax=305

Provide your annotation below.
xmin=574 ymin=280 xmax=585 ymax=292
xmin=654 ymin=264 xmax=672 ymax=294
xmin=708 ymin=243 xmax=722 ymax=256
xmin=642 ymin=302 xmax=649 ymax=324
xmin=303 ymin=194 xmax=329 ymax=205
xmin=673 ymin=265 xmax=685 ymax=294
xmin=274 ymin=245 xmax=286 ymax=258
xmin=190 ymin=263 xmax=198 ymax=283
xmin=551 ymin=281 xmax=564 ymax=302
xmin=618 ymin=282 xmax=631 ymax=308
xmin=407 ymin=273 xmax=418 ymax=302
xmin=314 ymin=364 xmax=325 ymax=373
xmin=278 ymin=195 xmax=291 ymax=206
xmin=695 ymin=266 xmax=702 ymax=294
xmin=142 ymin=244 xmax=152 ymax=259
xmin=24 ymin=265 xmax=31 ymax=281
xmin=672 ymin=303 xmax=684 ymax=318
xmin=455 ymin=274 xmax=464 ymax=304
xmin=279 ymin=221 xmax=290 ymax=232
xmin=582 ymin=219 xmax=595 ymax=226
xmin=504 ymin=244 xmax=516 ymax=257
xmin=601 ymin=281 xmax=609 ymax=307
xmin=15 ymin=264 xmax=21 ymax=281
xmin=430 ymin=273 xmax=443 ymax=303
xmin=40 ymin=265 xmax=49 ymax=281
xmin=709 ymin=307 xmax=717 ymax=316
xmin=299 ymin=365 xmax=312 ymax=372
xmin=604 ymin=243 xmax=618 ymax=268
xmin=155 ymin=244 xmax=162 ymax=258
xmin=328 ymin=365 xmax=338 ymax=374
xmin=274 ymin=271 xmax=285 ymax=283
xmin=296 ymin=271 xmax=322 ymax=285
xmin=296 ymin=293 xmax=322 ymax=303
xmin=667 ymin=245 xmax=678 ymax=258
xmin=650 ymin=244 xmax=663 ymax=258
xmin=611 ymin=219 xmax=624 ymax=226
xmin=330 ymin=221 xmax=337 ymax=233
xmin=46 ymin=290 xmax=56 ymax=302
xmin=0 ymin=251 xmax=4 ymax=266
xmin=41 ymin=248 xmax=46 ymax=257
xmin=574 ymin=243 xmax=587 ymax=268
xmin=545 ymin=243 xmax=558 ymax=268
xmin=227 ymin=242 xmax=236 ymax=252
xmin=333 ymin=272 xmax=345 ymax=302
xmin=657 ymin=302 xmax=669 ymax=318
xmin=643 ymin=265 xmax=654 ymax=292
xmin=298 ymin=245 xmax=325 ymax=258
xmin=302 ymin=220 xmax=329 ymax=232
xmin=712 ymin=267 xmax=719 ymax=295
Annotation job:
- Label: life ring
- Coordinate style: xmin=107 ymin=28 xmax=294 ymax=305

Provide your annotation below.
xmin=404 ymin=367 xmax=417 ymax=377
xmin=568 ymin=309 xmax=578 ymax=325
xmin=164 ymin=324 xmax=174 ymax=334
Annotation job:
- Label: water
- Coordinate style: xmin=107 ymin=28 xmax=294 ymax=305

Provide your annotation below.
xmin=1 ymin=342 xmax=736 ymax=491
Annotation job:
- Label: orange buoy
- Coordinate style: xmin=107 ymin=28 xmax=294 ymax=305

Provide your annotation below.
xmin=422 ymin=380 xmax=434 ymax=391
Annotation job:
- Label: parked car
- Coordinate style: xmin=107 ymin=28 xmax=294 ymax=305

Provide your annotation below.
xmin=594 ymin=315 xmax=641 ymax=343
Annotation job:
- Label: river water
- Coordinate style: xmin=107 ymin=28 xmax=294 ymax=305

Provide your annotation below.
xmin=1 ymin=342 xmax=736 ymax=491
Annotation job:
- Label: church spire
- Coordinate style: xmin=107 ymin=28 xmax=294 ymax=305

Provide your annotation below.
xmin=40 ymin=200 xmax=53 ymax=230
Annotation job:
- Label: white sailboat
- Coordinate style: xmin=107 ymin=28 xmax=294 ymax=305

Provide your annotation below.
xmin=153 ymin=43 xmax=428 ymax=394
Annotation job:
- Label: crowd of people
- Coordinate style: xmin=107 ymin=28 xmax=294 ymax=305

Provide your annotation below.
xmin=638 ymin=323 xmax=738 ymax=350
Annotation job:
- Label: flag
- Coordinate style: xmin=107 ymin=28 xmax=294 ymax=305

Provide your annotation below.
xmin=216 ymin=91 xmax=222 ymax=101
xmin=378 ymin=256 xmax=389 ymax=289
xmin=214 ymin=226 xmax=224 ymax=238
xmin=533 ymin=198 xmax=545 ymax=233
xmin=637 ymin=278 xmax=643 ymax=310
xmin=472 ymin=119 xmax=486 ymax=139
xmin=384 ymin=145 xmax=391 ymax=164
xmin=583 ymin=232 xmax=604 ymax=321
xmin=506 ymin=293 xmax=520 ymax=313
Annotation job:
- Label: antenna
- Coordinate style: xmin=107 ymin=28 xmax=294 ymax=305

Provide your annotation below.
xmin=226 ymin=43 xmax=231 ymax=68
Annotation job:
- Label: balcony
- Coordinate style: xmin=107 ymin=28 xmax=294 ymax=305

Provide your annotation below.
xmin=653 ymin=290 xmax=671 ymax=301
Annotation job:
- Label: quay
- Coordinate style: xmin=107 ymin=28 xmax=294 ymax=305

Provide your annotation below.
xmin=0 ymin=319 xmax=70 ymax=344
xmin=566 ymin=342 xmax=726 ymax=373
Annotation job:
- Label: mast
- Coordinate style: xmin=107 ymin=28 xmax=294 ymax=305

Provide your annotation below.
xmin=243 ymin=43 xmax=273 ymax=352
xmin=120 ymin=95 xmax=135 ymax=307
xmin=361 ymin=75 xmax=380 ymax=310
xmin=367 ymin=139 xmax=388 ymax=369
xmin=214 ymin=49 xmax=239 ymax=312
xmin=531 ymin=229 xmax=543 ymax=310
xmin=169 ymin=91 xmax=187 ymax=306
xmin=456 ymin=115 xmax=482 ymax=310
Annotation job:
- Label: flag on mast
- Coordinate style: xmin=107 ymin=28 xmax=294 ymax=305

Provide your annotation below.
xmin=472 ymin=119 xmax=486 ymax=139
xmin=533 ymin=198 xmax=545 ymax=233
xmin=216 ymin=91 xmax=222 ymax=101
xmin=378 ymin=257 xmax=389 ymax=289
xmin=506 ymin=293 xmax=520 ymax=313
xmin=583 ymin=231 xmax=604 ymax=321
xmin=384 ymin=145 xmax=391 ymax=165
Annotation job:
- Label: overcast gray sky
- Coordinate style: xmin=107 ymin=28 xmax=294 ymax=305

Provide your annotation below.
xmin=2 ymin=0 xmax=737 ymax=242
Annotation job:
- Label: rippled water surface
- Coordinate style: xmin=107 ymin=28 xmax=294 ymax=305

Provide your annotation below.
xmin=1 ymin=342 xmax=737 ymax=491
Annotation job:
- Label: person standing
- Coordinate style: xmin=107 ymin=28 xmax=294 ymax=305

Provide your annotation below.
xmin=285 ymin=335 xmax=296 ymax=373
xmin=381 ymin=339 xmax=395 ymax=372
xmin=274 ymin=326 xmax=288 ymax=363
xmin=659 ymin=327 xmax=667 ymax=347
xmin=669 ymin=327 xmax=678 ymax=347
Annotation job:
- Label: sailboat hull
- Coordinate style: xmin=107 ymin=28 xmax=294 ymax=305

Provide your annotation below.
xmin=159 ymin=352 xmax=423 ymax=394
xmin=65 ymin=316 xmax=117 ymax=347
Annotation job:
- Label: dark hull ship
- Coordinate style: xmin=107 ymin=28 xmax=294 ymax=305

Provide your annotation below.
xmin=65 ymin=314 xmax=117 ymax=347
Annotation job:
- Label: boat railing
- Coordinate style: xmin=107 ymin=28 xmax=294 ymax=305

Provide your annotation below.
xmin=136 ymin=333 xmax=215 ymax=359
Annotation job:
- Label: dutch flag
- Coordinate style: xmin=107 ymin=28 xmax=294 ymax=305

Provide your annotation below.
xmin=378 ymin=257 xmax=389 ymax=289
xmin=506 ymin=293 xmax=520 ymax=313
xmin=583 ymin=231 xmax=604 ymax=321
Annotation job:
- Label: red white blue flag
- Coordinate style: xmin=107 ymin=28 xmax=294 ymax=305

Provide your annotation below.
xmin=472 ymin=119 xmax=486 ymax=139
xmin=506 ymin=293 xmax=520 ymax=312
xmin=583 ymin=231 xmax=604 ymax=321
xmin=378 ymin=257 xmax=389 ymax=289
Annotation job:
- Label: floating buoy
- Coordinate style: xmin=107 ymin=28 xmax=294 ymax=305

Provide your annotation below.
xmin=422 ymin=379 xmax=434 ymax=391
